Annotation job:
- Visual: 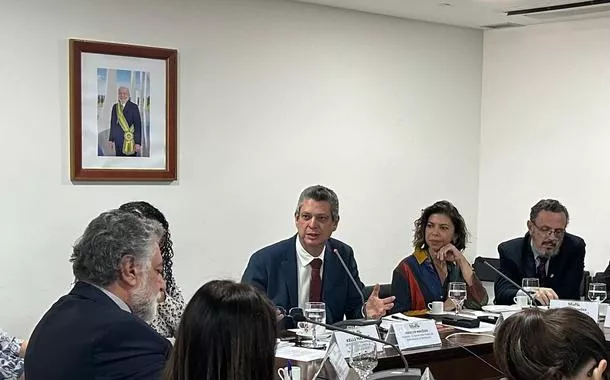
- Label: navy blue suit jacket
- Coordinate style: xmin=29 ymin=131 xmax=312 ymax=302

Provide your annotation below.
xmin=494 ymin=232 xmax=586 ymax=305
xmin=25 ymin=281 xmax=171 ymax=380
xmin=241 ymin=235 xmax=365 ymax=324
xmin=109 ymin=100 xmax=142 ymax=156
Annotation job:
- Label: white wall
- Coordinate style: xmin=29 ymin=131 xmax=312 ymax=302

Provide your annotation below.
xmin=478 ymin=18 xmax=610 ymax=274
xmin=0 ymin=0 xmax=483 ymax=336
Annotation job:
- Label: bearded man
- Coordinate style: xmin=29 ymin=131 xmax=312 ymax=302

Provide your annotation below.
xmin=25 ymin=209 xmax=171 ymax=379
xmin=494 ymin=199 xmax=586 ymax=305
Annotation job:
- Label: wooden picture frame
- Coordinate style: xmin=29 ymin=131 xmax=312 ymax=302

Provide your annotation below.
xmin=69 ymin=39 xmax=177 ymax=181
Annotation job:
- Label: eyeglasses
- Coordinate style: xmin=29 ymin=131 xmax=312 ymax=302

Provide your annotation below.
xmin=530 ymin=221 xmax=565 ymax=237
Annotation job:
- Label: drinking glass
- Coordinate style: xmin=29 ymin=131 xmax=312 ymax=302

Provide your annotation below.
xmin=348 ymin=340 xmax=378 ymax=379
xmin=522 ymin=278 xmax=539 ymax=306
xmin=303 ymin=301 xmax=326 ymax=349
xmin=588 ymin=283 xmax=607 ymax=303
xmin=448 ymin=282 xmax=467 ymax=314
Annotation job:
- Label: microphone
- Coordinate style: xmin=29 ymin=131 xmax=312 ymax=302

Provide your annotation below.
xmin=290 ymin=309 xmax=422 ymax=379
xmin=333 ymin=248 xmax=366 ymax=305
xmin=483 ymin=260 xmax=538 ymax=307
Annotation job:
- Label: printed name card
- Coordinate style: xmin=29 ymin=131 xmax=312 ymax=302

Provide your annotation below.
xmin=326 ymin=342 xmax=351 ymax=380
xmin=549 ymin=300 xmax=599 ymax=321
xmin=501 ymin=310 xmax=521 ymax=321
xmin=386 ymin=319 xmax=442 ymax=350
xmin=332 ymin=324 xmax=383 ymax=357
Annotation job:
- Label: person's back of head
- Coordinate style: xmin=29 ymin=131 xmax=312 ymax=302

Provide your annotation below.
xmin=165 ymin=280 xmax=277 ymax=380
xmin=119 ymin=201 xmax=179 ymax=296
xmin=495 ymin=308 xmax=608 ymax=380
xmin=70 ymin=209 xmax=166 ymax=321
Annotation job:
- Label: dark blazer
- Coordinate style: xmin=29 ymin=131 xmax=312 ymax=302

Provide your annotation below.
xmin=494 ymin=232 xmax=586 ymax=305
xmin=241 ymin=235 xmax=365 ymax=324
xmin=109 ymin=100 xmax=142 ymax=156
xmin=25 ymin=281 xmax=171 ymax=380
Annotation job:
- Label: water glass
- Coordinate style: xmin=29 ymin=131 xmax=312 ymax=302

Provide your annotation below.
xmin=522 ymin=278 xmax=539 ymax=306
xmin=448 ymin=282 xmax=467 ymax=314
xmin=522 ymin=278 xmax=539 ymax=293
xmin=348 ymin=340 xmax=378 ymax=379
xmin=303 ymin=302 xmax=326 ymax=349
xmin=588 ymin=283 xmax=607 ymax=303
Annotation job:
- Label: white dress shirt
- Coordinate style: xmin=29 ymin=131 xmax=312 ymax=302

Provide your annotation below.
xmin=295 ymin=237 xmax=325 ymax=309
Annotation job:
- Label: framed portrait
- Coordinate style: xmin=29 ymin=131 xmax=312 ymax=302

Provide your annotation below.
xmin=69 ymin=39 xmax=177 ymax=181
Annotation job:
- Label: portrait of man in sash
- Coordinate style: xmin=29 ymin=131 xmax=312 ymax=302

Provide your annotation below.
xmin=109 ymin=86 xmax=141 ymax=156
xmin=96 ymin=68 xmax=151 ymax=157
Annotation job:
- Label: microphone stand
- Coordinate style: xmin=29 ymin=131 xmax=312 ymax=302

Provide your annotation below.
xmin=296 ymin=315 xmax=422 ymax=379
xmin=483 ymin=261 xmax=538 ymax=307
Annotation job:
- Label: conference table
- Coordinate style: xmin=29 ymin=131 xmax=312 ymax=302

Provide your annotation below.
xmin=277 ymin=320 xmax=610 ymax=380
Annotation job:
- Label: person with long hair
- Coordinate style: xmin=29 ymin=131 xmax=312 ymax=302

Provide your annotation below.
xmin=495 ymin=308 xmax=608 ymax=380
xmin=119 ymin=201 xmax=185 ymax=338
xmin=164 ymin=280 xmax=277 ymax=380
xmin=391 ymin=200 xmax=488 ymax=312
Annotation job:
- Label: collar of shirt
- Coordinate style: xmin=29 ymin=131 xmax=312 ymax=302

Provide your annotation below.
xmin=91 ymin=283 xmax=131 ymax=313
xmin=295 ymin=237 xmax=326 ymax=309
xmin=296 ymin=237 xmax=326 ymax=267
xmin=414 ymin=249 xmax=428 ymax=265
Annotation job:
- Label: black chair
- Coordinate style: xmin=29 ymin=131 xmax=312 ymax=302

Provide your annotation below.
xmin=472 ymin=256 xmax=500 ymax=282
xmin=363 ymin=283 xmax=392 ymax=300
xmin=580 ymin=270 xmax=590 ymax=298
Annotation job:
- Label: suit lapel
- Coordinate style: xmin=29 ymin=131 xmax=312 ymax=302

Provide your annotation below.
xmin=547 ymin=241 xmax=569 ymax=282
xmin=521 ymin=234 xmax=537 ymax=278
xmin=282 ymin=236 xmax=299 ymax=308
xmin=322 ymin=241 xmax=342 ymax=305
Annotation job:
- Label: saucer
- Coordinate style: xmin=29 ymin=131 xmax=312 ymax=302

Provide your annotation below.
xmin=427 ymin=311 xmax=446 ymax=316
xmin=296 ymin=330 xmax=332 ymax=339
xmin=482 ymin=305 xmax=522 ymax=313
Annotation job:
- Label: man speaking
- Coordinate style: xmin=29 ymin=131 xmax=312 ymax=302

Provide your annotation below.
xmin=242 ymin=185 xmax=394 ymax=323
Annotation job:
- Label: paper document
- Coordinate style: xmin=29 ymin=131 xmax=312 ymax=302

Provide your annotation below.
xmin=275 ymin=344 xmax=327 ymax=361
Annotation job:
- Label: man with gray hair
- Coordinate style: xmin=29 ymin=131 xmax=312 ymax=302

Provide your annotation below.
xmin=494 ymin=199 xmax=586 ymax=305
xmin=25 ymin=209 xmax=171 ymax=379
xmin=242 ymin=185 xmax=394 ymax=324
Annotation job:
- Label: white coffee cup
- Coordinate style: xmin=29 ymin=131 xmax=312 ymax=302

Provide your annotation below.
xmin=513 ymin=295 xmax=530 ymax=307
xmin=428 ymin=301 xmax=444 ymax=314
xmin=278 ymin=366 xmax=301 ymax=380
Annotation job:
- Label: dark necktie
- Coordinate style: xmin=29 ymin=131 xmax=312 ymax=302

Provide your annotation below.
xmin=309 ymin=258 xmax=323 ymax=302
xmin=537 ymin=256 xmax=548 ymax=282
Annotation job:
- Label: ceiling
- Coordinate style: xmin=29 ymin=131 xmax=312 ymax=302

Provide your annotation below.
xmin=288 ymin=0 xmax=610 ymax=29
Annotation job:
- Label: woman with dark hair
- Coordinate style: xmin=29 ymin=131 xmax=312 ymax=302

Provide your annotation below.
xmin=495 ymin=308 xmax=608 ymax=380
xmin=119 ymin=201 xmax=185 ymax=338
xmin=164 ymin=280 xmax=277 ymax=380
xmin=391 ymin=200 xmax=487 ymax=313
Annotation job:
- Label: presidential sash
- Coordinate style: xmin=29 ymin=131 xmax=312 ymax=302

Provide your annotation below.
xmin=116 ymin=103 xmax=136 ymax=155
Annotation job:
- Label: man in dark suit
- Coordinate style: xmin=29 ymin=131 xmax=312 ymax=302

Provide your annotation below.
xmin=495 ymin=199 xmax=586 ymax=305
xmin=25 ymin=210 xmax=171 ymax=380
xmin=108 ymin=86 xmax=142 ymax=157
xmin=242 ymin=185 xmax=394 ymax=324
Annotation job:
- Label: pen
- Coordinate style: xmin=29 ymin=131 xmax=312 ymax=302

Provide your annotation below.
xmin=287 ymin=360 xmax=293 ymax=380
